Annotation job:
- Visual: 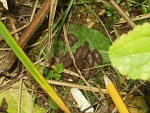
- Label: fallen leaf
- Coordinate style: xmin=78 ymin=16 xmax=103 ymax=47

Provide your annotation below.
xmin=0 ymin=82 xmax=45 ymax=113
xmin=126 ymin=96 xmax=149 ymax=113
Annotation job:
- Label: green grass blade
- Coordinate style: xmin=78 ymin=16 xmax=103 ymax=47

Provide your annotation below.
xmin=0 ymin=21 xmax=70 ymax=113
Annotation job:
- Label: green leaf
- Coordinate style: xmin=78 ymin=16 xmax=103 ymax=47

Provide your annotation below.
xmin=68 ymin=25 xmax=111 ymax=63
xmin=45 ymin=70 xmax=53 ymax=79
xmin=54 ymin=64 xmax=64 ymax=73
xmin=109 ymin=23 xmax=150 ymax=80
xmin=141 ymin=6 xmax=147 ymax=14
xmin=44 ymin=67 xmax=50 ymax=75
xmin=45 ymin=70 xmax=61 ymax=80
xmin=48 ymin=97 xmax=59 ymax=110
xmin=115 ymin=0 xmax=120 ymax=4
xmin=0 ymin=82 xmax=46 ymax=113
xmin=36 ymin=65 xmax=44 ymax=74
xmin=127 ymin=2 xmax=133 ymax=6
xmin=147 ymin=0 xmax=150 ymax=6
xmin=106 ymin=10 xmax=113 ymax=17
xmin=53 ymin=73 xmax=61 ymax=80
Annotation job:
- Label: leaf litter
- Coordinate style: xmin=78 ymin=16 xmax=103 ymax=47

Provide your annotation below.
xmin=0 ymin=0 xmax=150 ymax=112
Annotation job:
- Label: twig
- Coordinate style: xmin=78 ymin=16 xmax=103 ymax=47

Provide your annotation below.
xmin=30 ymin=0 xmax=39 ymax=22
xmin=18 ymin=76 xmax=23 ymax=113
xmin=46 ymin=79 xmax=127 ymax=95
xmin=116 ymin=13 xmax=150 ymax=24
xmin=10 ymin=23 xmax=29 ymax=35
xmin=7 ymin=13 xmax=19 ymax=41
xmin=109 ymin=0 xmax=136 ymax=29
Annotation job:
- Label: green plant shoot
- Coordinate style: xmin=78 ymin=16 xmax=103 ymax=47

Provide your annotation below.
xmin=44 ymin=64 xmax=63 ymax=80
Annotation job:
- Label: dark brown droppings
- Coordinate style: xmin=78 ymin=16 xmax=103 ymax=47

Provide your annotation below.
xmin=87 ymin=51 xmax=94 ymax=67
xmin=81 ymin=47 xmax=90 ymax=59
xmin=62 ymin=72 xmax=70 ymax=78
xmin=68 ymin=34 xmax=78 ymax=43
xmin=70 ymin=65 xmax=79 ymax=82
xmin=60 ymin=33 xmax=78 ymax=47
xmin=68 ymin=40 xmax=74 ymax=46
xmin=83 ymin=64 xmax=91 ymax=80
xmin=70 ymin=65 xmax=77 ymax=72
xmin=91 ymin=69 xmax=97 ymax=75
xmin=60 ymin=52 xmax=71 ymax=62
xmin=81 ymin=41 xmax=90 ymax=59
xmin=76 ymin=59 xmax=84 ymax=70
xmin=93 ymin=49 xmax=103 ymax=65
xmin=83 ymin=72 xmax=91 ymax=80
xmin=62 ymin=58 xmax=73 ymax=69
xmin=71 ymin=75 xmax=79 ymax=83
xmin=60 ymin=40 xmax=102 ymax=81
xmin=74 ymin=46 xmax=84 ymax=60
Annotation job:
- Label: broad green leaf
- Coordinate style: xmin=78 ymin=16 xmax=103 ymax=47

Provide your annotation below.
xmin=54 ymin=64 xmax=64 ymax=73
xmin=0 ymin=82 xmax=45 ymax=113
xmin=109 ymin=23 xmax=150 ymax=80
xmin=68 ymin=25 xmax=111 ymax=63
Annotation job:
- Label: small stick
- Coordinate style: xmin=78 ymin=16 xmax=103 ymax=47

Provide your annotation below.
xmin=47 ymin=79 xmax=127 ymax=95
xmin=116 ymin=13 xmax=150 ymax=24
xmin=7 ymin=13 xmax=19 ymax=41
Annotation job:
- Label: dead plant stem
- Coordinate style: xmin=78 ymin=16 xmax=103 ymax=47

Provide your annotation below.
xmin=0 ymin=0 xmax=52 ymax=74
